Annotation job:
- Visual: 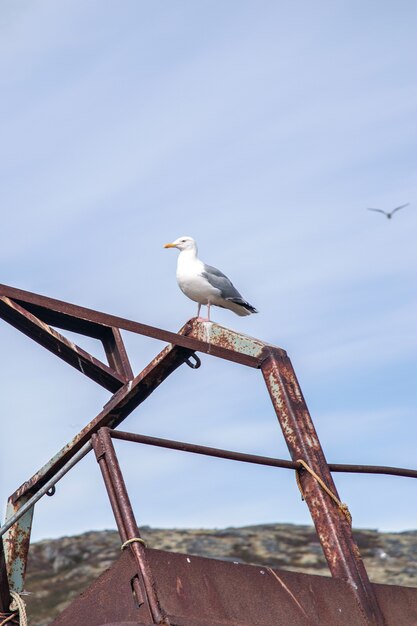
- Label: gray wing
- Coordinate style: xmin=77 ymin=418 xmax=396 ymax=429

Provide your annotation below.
xmin=391 ymin=203 xmax=410 ymax=215
xmin=202 ymin=264 xmax=243 ymax=299
xmin=367 ymin=208 xmax=387 ymax=214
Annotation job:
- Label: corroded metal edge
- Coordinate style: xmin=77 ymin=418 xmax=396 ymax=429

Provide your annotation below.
xmin=50 ymin=548 xmax=417 ymax=626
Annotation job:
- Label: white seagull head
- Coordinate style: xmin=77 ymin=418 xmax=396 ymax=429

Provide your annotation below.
xmin=164 ymin=235 xmax=196 ymax=252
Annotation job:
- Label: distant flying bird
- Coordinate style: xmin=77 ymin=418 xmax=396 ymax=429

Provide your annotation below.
xmin=164 ymin=236 xmax=258 ymax=321
xmin=366 ymin=203 xmax=410 ymax=219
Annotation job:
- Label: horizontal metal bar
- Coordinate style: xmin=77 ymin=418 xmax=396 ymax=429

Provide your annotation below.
xmin=0 ymin=283 xmax=268 ymax=368
xmin=1 ymin=442 xmax=92 ymax=539
xmin=328 ymin=463 xmax=417 ymax=479
xmin=111 ymin=430 xmax=296 ymax=469
xmin=110 ymin=430 xmax=417 ymax=479
xmin=0 ymin=297 xmax=127 ymax=392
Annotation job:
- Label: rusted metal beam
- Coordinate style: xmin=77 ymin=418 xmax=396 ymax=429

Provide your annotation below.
xmin=185 ymin=321 xmax=386 ymax=625
xmin=0 ymin=297 xmax=127 ymax=392
xmin=261 ymin=349 xmax=387 ymax=626
xmin=2 ymin=497 xmax=34 ymax=595
xmin=101 ymin=327 xmax=134 ymax=380
xmin=0 ymin=283 xmax=265 ymax=367
xmin=92 ymin=428 xmax=165 ymax=624
xmin=10 ymin=340 xmax=194 ymax=504
xmin=110 ymin=430 xmax=417 ymax=479
xmin=12 ymin=300 xmax=108 ymax=339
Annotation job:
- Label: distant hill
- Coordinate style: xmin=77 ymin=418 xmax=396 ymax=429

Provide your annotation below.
xmin=24 ymin=523 xmax=417 ymax=626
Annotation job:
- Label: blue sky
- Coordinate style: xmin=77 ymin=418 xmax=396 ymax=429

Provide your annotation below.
xmin=1 ymin=1 xmax=416 ymax=541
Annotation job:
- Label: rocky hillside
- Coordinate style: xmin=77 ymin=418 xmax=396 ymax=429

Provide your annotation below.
xmin=22 ymin=523 xmax=417 ymax=625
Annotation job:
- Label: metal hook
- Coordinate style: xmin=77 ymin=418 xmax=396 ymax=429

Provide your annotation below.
xmin=46 ymin=485 xmax=56 ymax=497
xmin=185 ymin=353 xmax=201 ymax=369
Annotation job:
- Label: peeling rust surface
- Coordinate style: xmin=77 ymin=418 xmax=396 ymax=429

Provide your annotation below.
xmin=186 ymin=318 xmax=286 ymax=361
xmin=261 ymin=351 xmax=387 ymax=625
xmin=2 ymin=498 xmax=34 ymax=593
xmin=50 ymin=548 xmax=417 ymax=626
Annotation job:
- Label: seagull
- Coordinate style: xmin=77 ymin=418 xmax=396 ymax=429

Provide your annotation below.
xmin=164 ymin=236 xmax=258 ymax=321
xmin=366 ymin=203 xmax=410 ymax=219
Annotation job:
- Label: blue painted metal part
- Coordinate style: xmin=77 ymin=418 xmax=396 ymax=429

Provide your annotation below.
xmin=3 ymin=497 xmax=34 ymax=593
xmin=189 ymin=319 xmax=283 ymax=359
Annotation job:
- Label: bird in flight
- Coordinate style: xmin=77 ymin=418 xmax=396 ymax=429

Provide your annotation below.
xmin=164 ymin=236 xmax=258 ymax=321
xmin=366 ymin=203 xmax=410 ymax=219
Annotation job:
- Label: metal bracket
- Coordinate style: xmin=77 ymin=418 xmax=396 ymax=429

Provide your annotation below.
xmin=184 ymin=353 xmax=201 ymax=369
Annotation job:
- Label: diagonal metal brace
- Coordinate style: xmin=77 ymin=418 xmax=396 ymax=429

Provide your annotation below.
xmin=0 ymin=297 xmax=127 ymax=392
xmin=10 ymin=339 xmax=195 ymax=504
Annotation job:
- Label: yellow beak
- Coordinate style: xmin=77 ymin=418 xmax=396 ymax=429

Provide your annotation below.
xmin=164 ymin=243 xmax=176 ymax=248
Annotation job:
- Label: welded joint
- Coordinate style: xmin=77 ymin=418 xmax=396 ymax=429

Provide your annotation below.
xmin=259 ymin=345 xmax=288 ymax=369
xmin=91 ymin=431 xmax=107 ymax=462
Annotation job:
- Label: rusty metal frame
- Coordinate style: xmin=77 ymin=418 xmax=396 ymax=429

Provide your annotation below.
xmin=0 ymin=283 xmax=415 ymax=625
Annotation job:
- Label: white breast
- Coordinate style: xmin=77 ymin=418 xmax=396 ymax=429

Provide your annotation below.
xmin=176 ymin=251 xmax=220 ymax=305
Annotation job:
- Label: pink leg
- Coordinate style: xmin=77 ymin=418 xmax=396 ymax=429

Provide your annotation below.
xmin=196 ymin=303 xmax=211 ymax=322
xmin=196 ymin=304 xmax=207 ymax=321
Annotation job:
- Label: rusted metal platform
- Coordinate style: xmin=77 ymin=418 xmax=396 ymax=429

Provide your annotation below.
xmin=0 ymin=283 xmax=415 ymax=626
xmin=50 ymin=549 xmax=417 ymax=626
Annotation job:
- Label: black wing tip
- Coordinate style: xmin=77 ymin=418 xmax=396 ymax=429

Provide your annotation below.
xmin=227 ymin=297 xmax=258 ymax=314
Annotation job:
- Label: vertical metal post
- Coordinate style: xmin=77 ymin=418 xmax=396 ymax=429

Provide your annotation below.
xmin=92 ymin=428 xmax=166 ymax=625
xmin=3 ymin=497 xmax=34 ymax=594
xmin=102 ymin=327 xmax=134 ymax=380
xmin=261 ymin=349 xmax=386 ymax=626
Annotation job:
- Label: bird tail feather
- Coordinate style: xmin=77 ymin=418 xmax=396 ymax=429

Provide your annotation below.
xmin=226 ymin=297 xmax=258 ymax=315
